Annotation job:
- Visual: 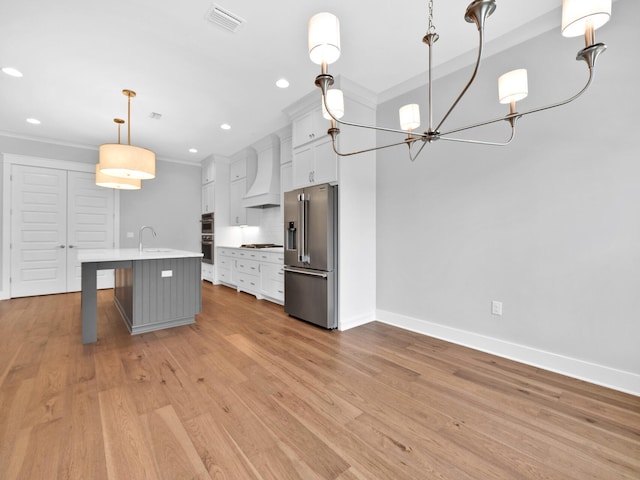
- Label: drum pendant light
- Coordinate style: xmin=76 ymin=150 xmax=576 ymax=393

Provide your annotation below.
xmin=96 ymin=119 xmax=142 ymax=190
xmin=99 ymin=89 xmax=156 ymax=180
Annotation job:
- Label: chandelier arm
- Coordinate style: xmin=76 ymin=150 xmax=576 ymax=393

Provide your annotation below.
xmin=433 ymin=23 xmax=486 ymax=133
xmin=439 ymin=66 xmax=595 ymax=138
xmin=321 ymin=90 xmax=422 ymax=138
xmin=439 ymin=124 xmax=516 ymax=146
xmin=329 ymin=134 xmax=418 ymax=158
xmin=408 ymin=139 xmax=430 ymax=162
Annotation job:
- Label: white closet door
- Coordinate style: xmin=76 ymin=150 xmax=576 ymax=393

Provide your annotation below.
xmin=66 ymin=171 xmax=115 ymax=292
xmin=10 ymin=165 xmax=68 ymax=297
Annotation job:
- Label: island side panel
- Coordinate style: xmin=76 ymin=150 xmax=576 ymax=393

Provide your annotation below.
xmin=113 ymin=267 xmax=134 ymax=332
xmin=129 ymin=257 xmax=202 ymax=334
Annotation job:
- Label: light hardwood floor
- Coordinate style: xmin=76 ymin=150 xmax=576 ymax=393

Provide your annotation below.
xmin=0 ymin=282 xmax=638 ymax=479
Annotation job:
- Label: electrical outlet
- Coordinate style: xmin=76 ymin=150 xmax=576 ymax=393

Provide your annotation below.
xmin=161 ymin=270 xmax=173 ymax=278
xmin=126 ymin=232 xmax=134 ymax=238
xmin=491 ymin=300 xmax=503 ymax=316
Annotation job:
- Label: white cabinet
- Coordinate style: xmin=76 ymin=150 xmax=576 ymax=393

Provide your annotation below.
xmin=201 ymin=158 xmax=216 ymax=184
xmin=257 ymin=250 xmax=285 ymax=304
xmin=292 ymin=135 xmax=337 ymax=188
xmin=229 ymin=178 xmax=247 ymax=226
xmin=216 ymin=247 xmax=284 ymax=304
xmin=202 ymin=182 xmax=215 ymax=213
xmin=216 ymin=247 xmax=234 ymax=285
xmin=230 ymin=156 xmax=247 ymax=181
xmin=201 ymin=262 xmax=214 ymax=283
xmin=292 ymin=108 xmax=326 ymax=149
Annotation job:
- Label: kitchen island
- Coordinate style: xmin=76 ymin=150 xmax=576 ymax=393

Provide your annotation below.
xmin=78 ymin=248 xmax=203 ymax=344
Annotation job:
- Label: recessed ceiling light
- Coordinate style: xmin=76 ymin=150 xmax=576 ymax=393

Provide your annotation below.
xmin=1 ymin=66 xmax=23 ymax=77
xmin=220 ymin=123 xmax=231 ymax=130
xmin=26 ymin=118 xmax=41 ymax=125
xmin=189 ymin=148 xmax=198 ymax=153
xmin=276 ymin=78 xmax=290 ymax=89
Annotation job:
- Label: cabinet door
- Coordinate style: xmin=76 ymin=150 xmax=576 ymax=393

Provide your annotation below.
xmin=230 ymin=157 xmax=247 ymax=181
xmin=202 ymin=158 xmax=215 ymax=184
xmin=292 ymin=144 xmax=314 ymax=189
xmin=202 ymin=182 xmax=215 ymax=213
xmin=229 ymin=178 xmax=247 ymax=225
xmin=292 ymin=108 xmax=326 ymax=148
xmin=312 ymin=136 xmax=338 ymax=185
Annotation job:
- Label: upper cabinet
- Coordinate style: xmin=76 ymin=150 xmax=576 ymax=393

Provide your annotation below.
xmin=290 ymin=110 xmax=337 ymax=189
xmin=202 ymin=157 xmax=215 ymax=185
xmin=230 ymin=155 xmax=247 ymax=182
xmin=292 ymin=107 xmax=327 ymax=149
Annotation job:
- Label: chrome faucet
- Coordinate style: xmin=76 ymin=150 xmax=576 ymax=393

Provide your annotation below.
xmin=139 ymin=225 xmax=157 ymax=252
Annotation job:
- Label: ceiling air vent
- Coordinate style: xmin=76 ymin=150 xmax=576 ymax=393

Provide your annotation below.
xmin=205 ymin=4 xmax=246 ymax=33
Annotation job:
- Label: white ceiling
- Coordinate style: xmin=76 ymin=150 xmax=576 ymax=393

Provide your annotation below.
xmin=0 ymin=0 xmax=563 ymax=164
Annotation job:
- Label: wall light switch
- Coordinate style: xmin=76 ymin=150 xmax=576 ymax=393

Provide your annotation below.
xmin=126 ymin=232 xmax=134 ymax=238
xmin=491 ymin=300 xmax=503 ymax=316
xmin=161 ymin=270 xmax=173 ymax=278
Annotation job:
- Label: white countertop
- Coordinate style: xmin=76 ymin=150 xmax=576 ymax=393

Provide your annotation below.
xmin=78 ymin=248 xmax=203 ymax=263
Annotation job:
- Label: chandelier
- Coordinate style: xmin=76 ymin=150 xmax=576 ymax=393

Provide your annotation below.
xmin=308 ymin=0 xmax=612 ymax=161
xmin=98 ymin=89 xmax=156 ymax=179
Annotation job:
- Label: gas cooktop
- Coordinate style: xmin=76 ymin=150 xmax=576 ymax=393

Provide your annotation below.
xmin=240 ymin=243 xmax=283 ymax=249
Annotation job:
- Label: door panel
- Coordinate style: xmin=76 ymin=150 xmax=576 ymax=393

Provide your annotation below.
xmin=10 ymin=165 xmax=68 ymax=297
xmin=67 ymin=171 xmax=115 ymax=291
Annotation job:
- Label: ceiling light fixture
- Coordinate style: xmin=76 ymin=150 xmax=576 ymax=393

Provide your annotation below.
xmin=96 ymin=119 xmax=142 ymax=190
xmin=276 ymin=78 xmax=290 ymax=89
xmin=189 ymin=148 xmax=198 ymax=153
xmin=26 ymin=118 xmax=41 ymax=125
xmin=309 ymin=0 xmax=611 ymax=161
xmin=1 ymin=66 xmax=23 ymax=77
xmin=220 ymin=123 xmax=231 ymax=130
xmin=99 ymin=89 xmax=156 ymax=179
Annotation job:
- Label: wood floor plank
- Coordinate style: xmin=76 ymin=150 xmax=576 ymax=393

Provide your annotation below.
xmin=0 ymin=283 xmax=638 ymax=480
xmin=141 ymin=404 xmax=211 ymax=480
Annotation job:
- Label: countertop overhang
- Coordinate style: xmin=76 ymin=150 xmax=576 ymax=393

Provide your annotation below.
xmin=78 ymin=248 xmax=203 ymax=263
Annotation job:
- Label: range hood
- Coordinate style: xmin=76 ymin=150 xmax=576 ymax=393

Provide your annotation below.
xmin=242 ymin=134 xmax=281 ymax=208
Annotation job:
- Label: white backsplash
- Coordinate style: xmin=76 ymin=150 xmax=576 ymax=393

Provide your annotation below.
xmin=234 ymin=206 xmax=283 ymax=246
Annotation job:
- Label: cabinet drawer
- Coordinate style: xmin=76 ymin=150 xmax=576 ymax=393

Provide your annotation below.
xmin=237 ymin=272 xmax=259 ymax=291
xmin=258 ymin=251 xmax=284 ymax=264
xmin=218 ymin=247 xmax=235 ymax=257
xmin=236 ymin=259 xmax=259 ymax=275
xmin=238 ymin=249 xmax=260 ymax=260
xmin=218 ymin=256 xmax=232 ymax=269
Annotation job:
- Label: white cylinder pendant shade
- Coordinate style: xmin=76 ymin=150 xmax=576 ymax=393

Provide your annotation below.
xmin=308 ymin=12 xmax=341 ymax=65
xmin=498 ymin=69 xmax=528 ymax=104
xmin=95 ymin=164 xmax=141 ymax=189
xmin=399 ymin=104 xmax=421 ymax=131
xmin=561 ymin=0 xmax=612 ymax=38
xmin=99 ymin=143 xmax=156 ymax=180
xmin=322 ymin=89 xmax=345 ymax=119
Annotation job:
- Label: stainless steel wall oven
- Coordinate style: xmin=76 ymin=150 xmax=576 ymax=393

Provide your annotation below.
xmin=201 ymin=213 xmax=214 ymax=264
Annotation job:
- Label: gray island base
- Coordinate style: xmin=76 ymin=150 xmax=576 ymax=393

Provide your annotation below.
xmin=79 ymin=249 xmax=203 ymax=344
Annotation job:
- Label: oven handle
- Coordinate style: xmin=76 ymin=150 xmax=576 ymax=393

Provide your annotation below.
xmin=201 ymin=241 xmax=214 ymax=245
xmin=283 ymin=266 xmax=328 ymax=278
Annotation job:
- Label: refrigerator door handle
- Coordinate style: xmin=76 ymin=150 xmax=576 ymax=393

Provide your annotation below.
xmin=284 ymin=266 xmax=328 ymax=278
xmin=298 ymin=193 xmax=309 ymax=263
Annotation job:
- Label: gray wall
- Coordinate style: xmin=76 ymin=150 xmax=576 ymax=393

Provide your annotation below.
xmin=376 ymin=0 xmax=639 ymax=384
xmin=119 ymin=160 xmax=201 ymax=252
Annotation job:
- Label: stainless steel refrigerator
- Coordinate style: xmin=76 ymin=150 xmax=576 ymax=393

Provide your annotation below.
xmin=283 ymin=183 xmax=338 ymax=329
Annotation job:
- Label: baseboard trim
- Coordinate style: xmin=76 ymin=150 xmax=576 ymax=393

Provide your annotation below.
xmin=376 ymin=309 xmax=640 ymax=397
xmin=340 ymin=311 xmax=375 ymax=331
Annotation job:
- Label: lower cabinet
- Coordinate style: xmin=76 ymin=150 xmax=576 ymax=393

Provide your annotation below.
xmin=201 ymin=262 xmax=214 ymax=283
xmin=216 ymin=247 xmax=284 ymax=304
